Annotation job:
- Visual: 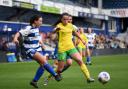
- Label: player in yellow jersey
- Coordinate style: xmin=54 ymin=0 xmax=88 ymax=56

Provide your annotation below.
xmin=75 ymin=27 xmax=88 ymax=57
xmin=75 ymin=28 xmax=91 ymax=64
xmin=53 ymin=13 xmax=94 ymax=83
xmin=44 ymin=14 xmax=75 ymax=85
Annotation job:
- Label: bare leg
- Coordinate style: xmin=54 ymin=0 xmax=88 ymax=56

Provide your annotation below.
xmin=70 ymin=52 xmax=94 ymax=82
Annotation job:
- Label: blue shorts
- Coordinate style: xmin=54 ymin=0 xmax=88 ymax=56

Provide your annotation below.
xmin=88 ymin=46 xmax=94 ymax=50
xmin=52 ymin=47 xmax=58 ymax=59
xmin=25 ymin=49 xmax=45 ymax=59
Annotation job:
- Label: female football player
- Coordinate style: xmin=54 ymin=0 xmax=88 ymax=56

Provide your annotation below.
xmin=13 ymin=15 xmax=61 ymax=88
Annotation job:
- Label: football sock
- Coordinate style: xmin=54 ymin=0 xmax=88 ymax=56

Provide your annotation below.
xmin=86 ymin=56 xmax=91 ymax=63
xmin=47 ymin=67 xmax=57 ymax=80
xmin=80 ymin=63 xmax=90 ymax=79
xmin=33 ymin=66 xmax=44 ymax=82
xmin=43 ymin=63 xmax=57 ymax=77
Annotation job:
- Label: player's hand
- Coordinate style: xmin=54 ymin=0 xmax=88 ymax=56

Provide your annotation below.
xmin=53 ymin=27 xmax=61 ymax=33
xmin=13 ymin=38 xmax=19 ymax=45
xmin=42 ymin=45 xmax=46 ymax=50
xmin=81 ymin=40 xmax=86 ymax=46
xmin=55 ymin=27 xmax=61 ymax=31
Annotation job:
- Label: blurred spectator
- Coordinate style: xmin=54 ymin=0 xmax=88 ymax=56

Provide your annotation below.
xmin=0 ymin=30 xmax=127 ymax=55
xmin=94 ymin=33 xmax=128 ymax=49
xmin=118 ymin=41 xmax=126 ymax=48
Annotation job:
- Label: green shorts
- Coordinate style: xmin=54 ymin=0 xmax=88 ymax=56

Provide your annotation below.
xmin=77 ymin=47 xmax=86 ymax=52
xmin=58 ymin=48 xmax=78 ymax=61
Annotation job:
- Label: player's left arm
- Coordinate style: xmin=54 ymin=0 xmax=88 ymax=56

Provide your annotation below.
xmin=75 ymin=37 xmax=80 ymax=46
xmin=73 ymin=31 xmax=86 ymax=46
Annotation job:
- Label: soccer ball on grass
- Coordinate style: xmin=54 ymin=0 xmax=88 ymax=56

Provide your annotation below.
xmin=98 ymin=71 xmax=110 ymax=84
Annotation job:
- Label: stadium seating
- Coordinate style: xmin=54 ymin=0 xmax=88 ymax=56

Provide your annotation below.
xmin=0 ymin=6 xmax=17 ymax=21
xmin=103 ymin=0 xmax=128 ymax=9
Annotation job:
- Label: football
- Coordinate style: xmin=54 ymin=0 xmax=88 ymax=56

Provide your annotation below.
xmin=98 ymin=71 xmax=110 ymax=84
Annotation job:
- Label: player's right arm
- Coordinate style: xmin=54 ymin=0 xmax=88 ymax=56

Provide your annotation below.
xmin=52 ymin=26 xmax=61 ymax=33
xmin=13 ymin=26 xmax=30 ymax=45
xmin=13 ymin=32 xmax=20 ymax=45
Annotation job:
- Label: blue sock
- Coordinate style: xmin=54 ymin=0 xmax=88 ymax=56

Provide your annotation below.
xmin=43 ymin=63 xmax=57 ymax=77
xmin=86 ymin=56 xmax=91 ymax=63
xmin=86 ymin=56 xmax=89 ymax=63
xmin=33 ymin=66 xmax=44 ymax=82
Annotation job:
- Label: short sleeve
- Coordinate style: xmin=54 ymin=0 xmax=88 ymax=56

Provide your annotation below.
xmin=19 ymin=26 xmax=31 ymax=36
xmin=93 ymin=33 xmax=96 ymax=38
xmin=73 ymin=25 xmax=78 ymax=32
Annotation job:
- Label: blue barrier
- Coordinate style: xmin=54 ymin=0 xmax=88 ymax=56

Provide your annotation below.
xmin=0 ymin=21 xmax=53 ymax=33
xmin=6 ymin=53 xmax=17 ymax=62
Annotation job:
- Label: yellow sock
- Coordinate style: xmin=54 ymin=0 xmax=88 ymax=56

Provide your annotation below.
xmin=82 ymin=57 xmax=85 ymax=61
xmin=47 ymin=73 xmax=52 ymax=80
xmin=80 ymin=63 xmax=90 ymax=79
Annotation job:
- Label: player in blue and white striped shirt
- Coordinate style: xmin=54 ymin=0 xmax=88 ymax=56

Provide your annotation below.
xmin=85 ymin=27 xmax=96 ymax=65
xmin=13 ymin=15 xmax=61 ymax=88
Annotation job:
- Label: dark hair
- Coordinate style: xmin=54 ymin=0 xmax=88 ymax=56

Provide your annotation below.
xmin=68 ymin=14 xmax=74 ymax=24
xmin=68 ymin=14 xmax=72 ymax=17
xmin=30 ymin=15 xmax=42 ymax=26
xmin=53 ymin=13 xmax=69 ymax=26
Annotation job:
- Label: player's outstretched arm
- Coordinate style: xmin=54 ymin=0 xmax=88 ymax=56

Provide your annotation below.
xmin=52 ymin=27 xmax=61 ymax=33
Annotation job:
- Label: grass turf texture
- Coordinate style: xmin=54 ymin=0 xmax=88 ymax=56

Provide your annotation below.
xmin=0 ymin=54 xmax=128 ymax=89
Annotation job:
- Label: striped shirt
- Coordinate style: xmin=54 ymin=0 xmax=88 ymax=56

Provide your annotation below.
xmin=85 ymin=33 xmax=96 ymax=47
xmin=19 ymin=26 xmax=42 ymax=52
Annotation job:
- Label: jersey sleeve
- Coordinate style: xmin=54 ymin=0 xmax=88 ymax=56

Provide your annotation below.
xmin=19 ymin=26 xmax=31 ymax=36
xmin=93 ymin=33 xmax=96 ymax=38
xmin=72 ymin=25 xmax=78 ymax=32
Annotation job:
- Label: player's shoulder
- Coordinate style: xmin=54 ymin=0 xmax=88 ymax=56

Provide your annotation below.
xmin=68 ymin=23 xmax=73 ymax=27
xmin=84 ymin=33 xmax=88 ymax=36
xmin=67 ymin=23 xmax=75 ymax=30
xmin=72 ymin=24 xmax=77 ymax=28
xmin=56 ymin=23 xmax=64 ymax=28
xmin=22 ymin=25 xmax=32 ymax=30
xmin=86 ymin=33 xmax=90 ymax=36
xmin=73 ymin=24 xmax=78 ymax=30
xmin=89 ymin=33 xmax=95 ymax=36
xmin=25 ymin=25 xmax=32 ymax=30
xmin=92 ymin=33 xmax=96 ymax=35
xmin=57 ymin=22 xmax=61 ymax=26
xmin=92 ymin=33 xmax=96 ymax=37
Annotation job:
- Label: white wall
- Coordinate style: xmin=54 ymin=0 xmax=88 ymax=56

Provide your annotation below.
xmin=0 ymin=0 xmax=12 ymax=7
xmin=102 ymin=9 xmax=128 ymax=17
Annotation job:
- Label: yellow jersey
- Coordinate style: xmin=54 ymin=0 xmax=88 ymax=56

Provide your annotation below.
xmin=76 ymin=33 xmax=88 ymax=48
xmin=56 ymin=23 xmax=75 ymax=53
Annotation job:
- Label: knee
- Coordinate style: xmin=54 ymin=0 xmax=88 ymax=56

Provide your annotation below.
xmin=75 ymin=57 xmax=83 ymax=65
xmin=77 ymin=60 xmax=83 ymax=65
xmin=66 ymin=59 xmax=72 ymax=66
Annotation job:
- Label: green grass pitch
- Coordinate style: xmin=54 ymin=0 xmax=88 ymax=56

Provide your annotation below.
xmin=0 ymin=54 xmax=128 ymax=89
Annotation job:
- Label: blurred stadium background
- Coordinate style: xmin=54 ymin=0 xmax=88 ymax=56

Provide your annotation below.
xmin=0 ymin=0 xmax=128 ymax=62
xmin=0 ymin=0 xmax=128 ymax=89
